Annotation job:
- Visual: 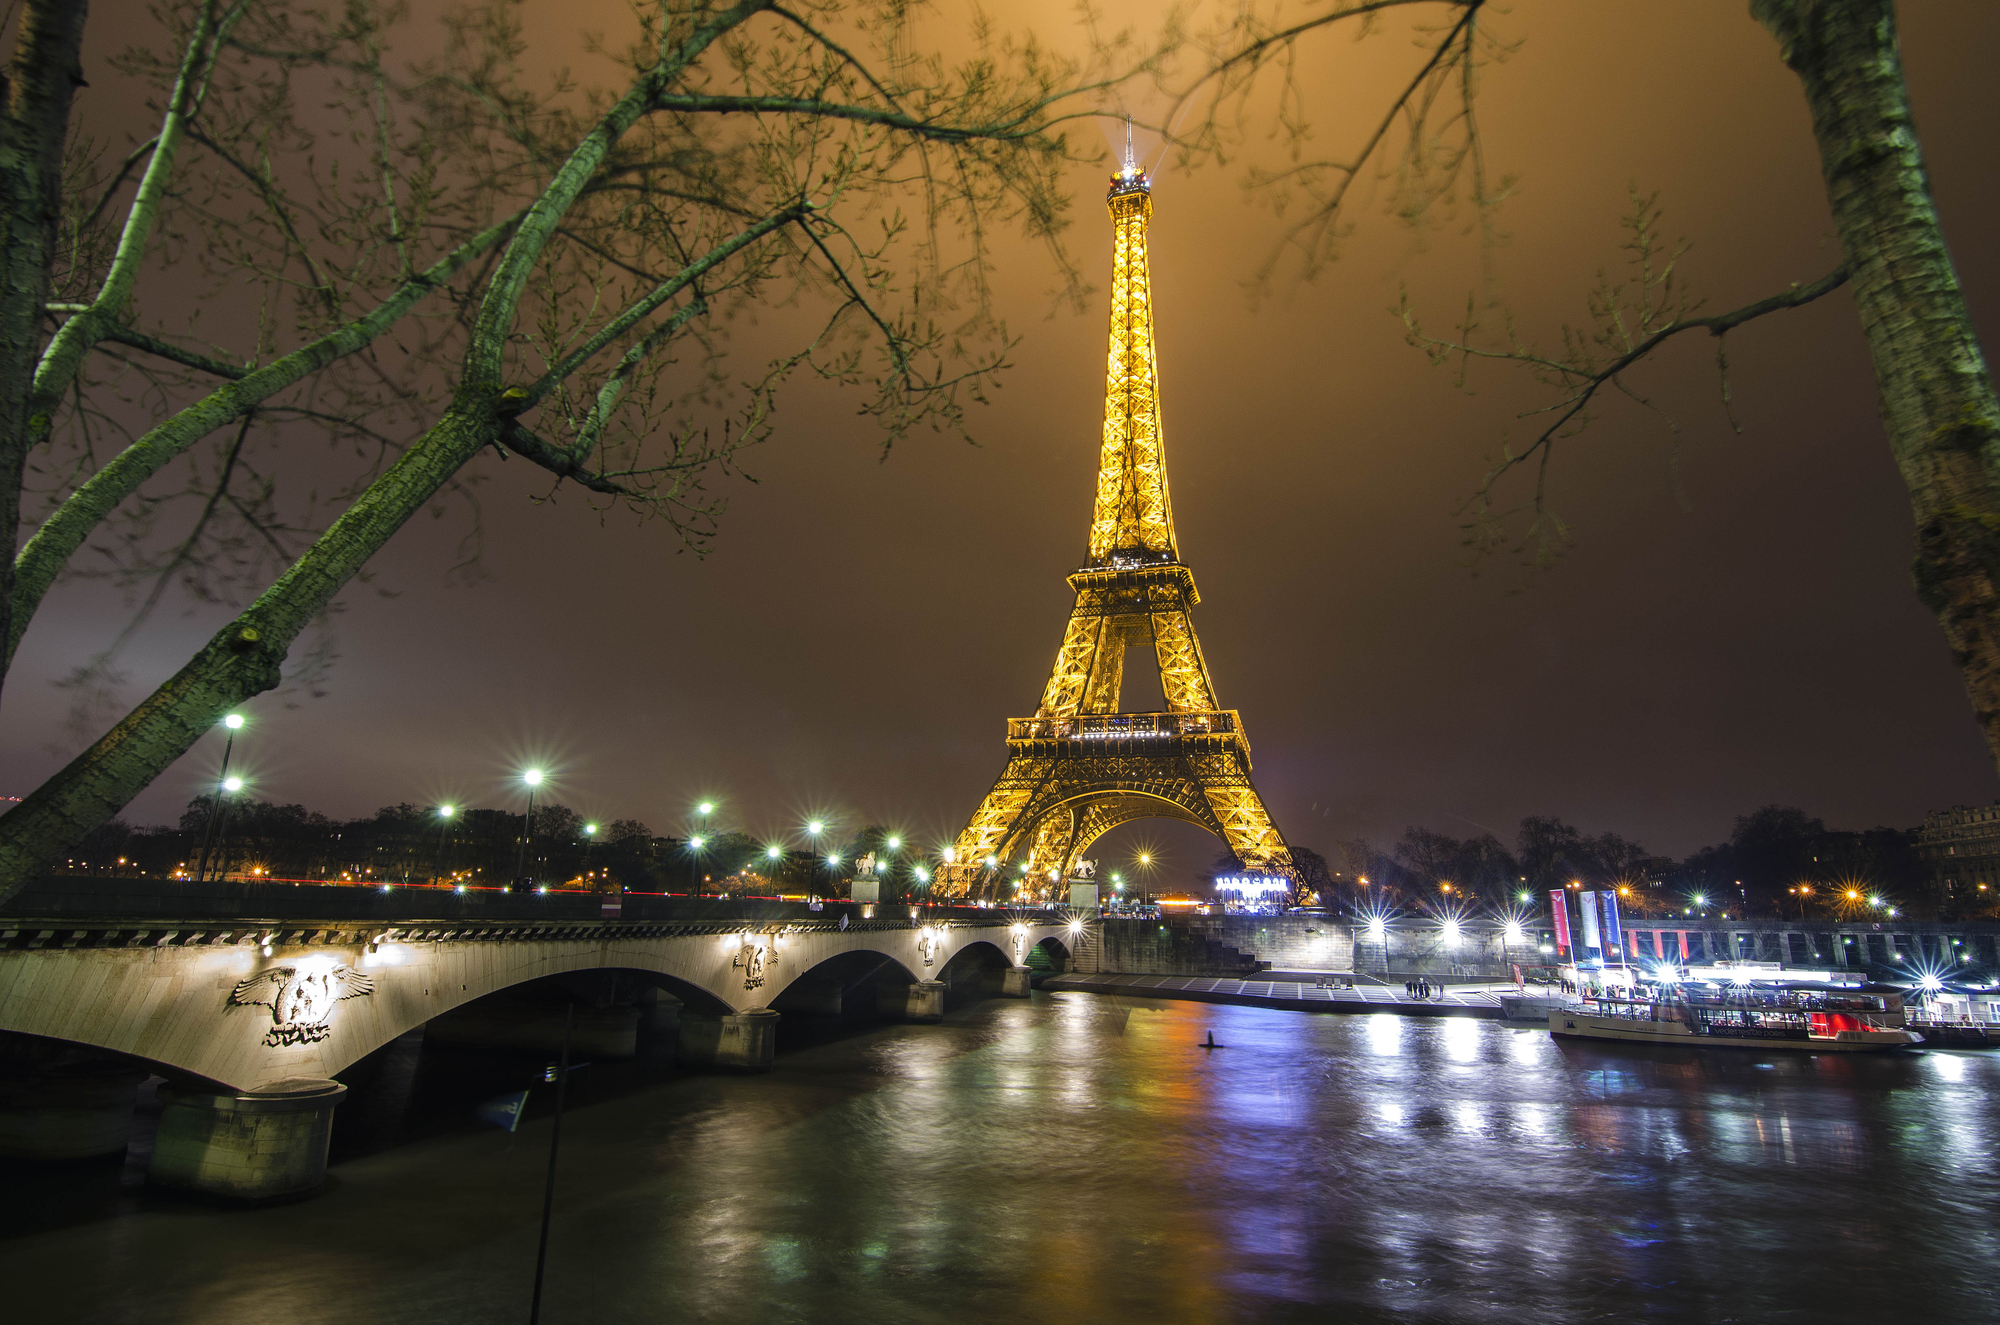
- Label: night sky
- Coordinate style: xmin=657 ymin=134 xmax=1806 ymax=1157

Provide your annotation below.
xmin=7 ymin=1 xmax=2000 ymax=876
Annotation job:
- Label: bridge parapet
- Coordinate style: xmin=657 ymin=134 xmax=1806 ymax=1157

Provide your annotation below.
xmin=0 ymin=911 xmax=1079 ymax=1093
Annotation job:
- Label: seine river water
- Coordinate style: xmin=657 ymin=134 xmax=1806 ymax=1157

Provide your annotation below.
xmin=4 ymin=991 xmax=1997 ymax=1323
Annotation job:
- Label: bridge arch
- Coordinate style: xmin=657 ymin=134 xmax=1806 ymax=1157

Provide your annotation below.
xmin=767 ymin=947 xmax=921 ymax=1019
xmin=0 ymin=917 xmax=1075 ymax=1093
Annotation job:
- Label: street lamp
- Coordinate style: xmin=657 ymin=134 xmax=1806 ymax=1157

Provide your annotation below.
xmin=516 ymin=769 xmax=544 ymax=887
xmin=687 ymin=802 xmax=716 ymax=890
xmin=687 ymin=835 xmax=707 ymax=891
xmin=804 ymin=821 xmax=825 ymax=893
xmin=193 ymin=712 xmax=247 ymax=883
xmin=208 ymin=775 xmax=246 ymax=883
xmin=433 ymin=804 xmax=455 ymax=886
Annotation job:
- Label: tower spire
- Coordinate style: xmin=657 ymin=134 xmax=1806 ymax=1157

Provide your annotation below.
xmin=1090 ymin=130 xmax=1175 ymax=565
xmin=932 ymin=168 xmax=1298 ymax=902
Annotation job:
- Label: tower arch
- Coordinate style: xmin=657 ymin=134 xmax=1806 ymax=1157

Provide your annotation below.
xmin=935 ymin=142 xmax=1295 ymax=901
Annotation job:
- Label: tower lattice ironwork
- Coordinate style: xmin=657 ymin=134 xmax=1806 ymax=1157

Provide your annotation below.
xmin=934 ymin=144 xmax=1297 ymax=900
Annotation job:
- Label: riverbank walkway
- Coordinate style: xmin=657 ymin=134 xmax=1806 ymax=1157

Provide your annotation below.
xmin=1044 ymin=972 xmax=1512 ymax=1019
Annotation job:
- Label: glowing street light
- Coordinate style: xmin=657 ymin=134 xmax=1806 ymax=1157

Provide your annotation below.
xmin=431 ymin=803 xmax=458 ymax=885
xmin=222 ymin=776 xmax=244 ymax=793
xmin=193 ymin=711 xmax=251 ymax=883
xmin=886 ymin=836 xmax=902 ymax=851
xmin=516 ymin=769 xmax=546 ymax=886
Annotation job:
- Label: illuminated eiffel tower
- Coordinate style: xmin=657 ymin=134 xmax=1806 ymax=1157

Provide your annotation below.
xmin=935 ymin=139 xmax=1297 ymax=900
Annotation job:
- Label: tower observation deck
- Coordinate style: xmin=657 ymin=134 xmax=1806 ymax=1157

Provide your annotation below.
xmin=932 ymin=143 xmax=1298 ymax=900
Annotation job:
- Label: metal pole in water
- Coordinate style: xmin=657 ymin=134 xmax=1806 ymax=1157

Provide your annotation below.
xmin=528 ymin=1002 xmax=574 ymax=1325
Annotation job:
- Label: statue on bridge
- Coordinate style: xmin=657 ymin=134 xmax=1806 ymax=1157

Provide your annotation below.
xmin=1073 ymin=858 xmax=1096 ymax=880
xmin=854 ymin=851 xmax=878 ymax=879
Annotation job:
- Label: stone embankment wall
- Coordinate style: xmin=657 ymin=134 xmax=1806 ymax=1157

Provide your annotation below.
xmin=1089 ymin=919 xmax=1264 ymax=976
xmin=1178 ymin=916 xmax=1356 ymax=972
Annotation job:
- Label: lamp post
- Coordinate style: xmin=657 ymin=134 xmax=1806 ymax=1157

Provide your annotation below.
xmin=804 ymin=820 xmax=824 ymax=894
xmin=686 ymin=835 xmax=707 ymax=895
xmin=1137 ymin=852 xmax=1153 ymax=911
xmin=516 ymin=769 xmax=544 ymax=888
xmin=581 ymin=822 xmax=598 ymax=887
xmin=208 ymin=775 xmax=245 ymax=883
xmin=433 ymin=805 xmax=455 ymax=886
xmin=691 ymin=802 xmax=714 ymax=891
xmin=192 ymin=713 xmax=246 ymax=883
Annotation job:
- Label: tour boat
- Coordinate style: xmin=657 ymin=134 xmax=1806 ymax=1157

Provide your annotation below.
xmin=1549 ymin=983 xmax=1924 ymax=1052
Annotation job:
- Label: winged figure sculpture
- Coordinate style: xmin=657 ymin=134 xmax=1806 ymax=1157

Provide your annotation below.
xmin=231 ymin=963 xmax=376 ymax=1046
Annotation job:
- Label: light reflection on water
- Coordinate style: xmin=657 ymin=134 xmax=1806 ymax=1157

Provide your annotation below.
xmin=5 ymin=993 xmax=1998 ymax=1323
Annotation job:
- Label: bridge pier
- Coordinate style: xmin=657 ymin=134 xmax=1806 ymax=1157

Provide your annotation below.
xmin=1001 ymin=966 xmax=1033 ymax=998
xmin=677 ymin=1009 xmax=780 ymax=1071
xmin=879 ymin=980 xmax=947 ymax=1022
xmin=638 ymin=991 xmax=681 ymax=1060
xmin=0 ymin=1056 xmax=148 ymax=1160
xmin=776 ymin=978 xmax=847 ymax=1018
xmin=148 ymin=1077 xmax=347 ymax=1201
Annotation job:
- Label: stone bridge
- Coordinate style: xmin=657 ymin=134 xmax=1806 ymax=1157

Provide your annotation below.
xmin=0 ymin=897 xmax=1079 ymax=1201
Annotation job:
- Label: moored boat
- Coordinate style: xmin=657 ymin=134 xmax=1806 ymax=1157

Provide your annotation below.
xmin=1549 ymin=984 xmax=1923 ymax=1052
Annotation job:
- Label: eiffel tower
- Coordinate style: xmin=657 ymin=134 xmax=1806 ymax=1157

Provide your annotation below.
xmin=935 ymin=139 xmax=1297 ymax=900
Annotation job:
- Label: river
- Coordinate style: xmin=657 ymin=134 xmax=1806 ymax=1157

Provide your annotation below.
xmin=3 ymin=991 xmax=1996 ymax=1323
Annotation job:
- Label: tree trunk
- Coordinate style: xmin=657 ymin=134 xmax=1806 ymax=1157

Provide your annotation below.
xmin=0 ymin=403 xmax=501 ymax=899
xmin=1756 ymin=0 xmax=2000 ymax=773
xmin=0 ymin=1 xmax=88 ymax=714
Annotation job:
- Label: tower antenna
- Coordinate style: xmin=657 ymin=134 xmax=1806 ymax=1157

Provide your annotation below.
xmin=1123 ymin=117 xmax=1136 ymax=174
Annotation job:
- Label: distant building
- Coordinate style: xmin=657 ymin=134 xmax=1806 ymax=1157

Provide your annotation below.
xmin=1918 ymin=803 xmax=2000 ymax=900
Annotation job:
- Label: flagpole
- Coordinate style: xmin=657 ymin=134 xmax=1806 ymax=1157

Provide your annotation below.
xmin=528 ymin=1002 xmax=574 ymax=1325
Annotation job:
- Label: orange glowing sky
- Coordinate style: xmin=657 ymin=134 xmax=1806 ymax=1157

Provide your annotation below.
xmin=8 ymin=1 xmax=2000 ymax=867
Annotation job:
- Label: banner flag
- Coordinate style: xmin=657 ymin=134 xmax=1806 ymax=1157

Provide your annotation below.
xmin=1601 ymin=891 xmax=1625 ymax=961
xmin=1549 ymin=890 xmax=1573 ymax=955
xmin=1578 ymin=890 xmax=1603 ymax=962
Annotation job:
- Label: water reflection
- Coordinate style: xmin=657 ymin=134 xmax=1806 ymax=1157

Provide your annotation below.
xmin=5 ymin=996 xmax=1998 ymax=1323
